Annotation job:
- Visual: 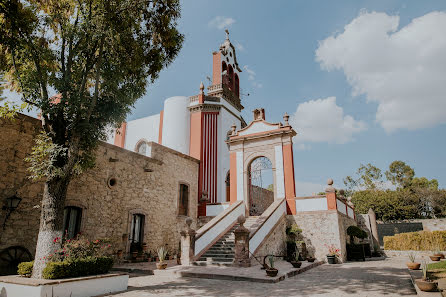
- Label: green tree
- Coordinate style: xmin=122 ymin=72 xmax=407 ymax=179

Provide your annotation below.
xmin=0 ymin=0 xmax=183 ymax=278
xmin=343 ymin=163 xmax=383 ymax=195
xmin=385 ymin=160 xmax=415 ymax=188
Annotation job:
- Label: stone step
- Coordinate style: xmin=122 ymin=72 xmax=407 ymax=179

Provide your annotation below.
xmin=192 ymin=261 xmax=233 ymax=267
xmin=208 ymin=247 xmax=234 ymax=252
xmin=198 ymin=257 xmax=234 ymax=262
xmin=201 ymin=252 xmax=234 ymax=258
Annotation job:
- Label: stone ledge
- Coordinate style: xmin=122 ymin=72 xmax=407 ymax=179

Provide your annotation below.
xmin=152 ymin=260 xmax=324 ymax=283
xmin=0 ymin=273 xmax=128 ymax=286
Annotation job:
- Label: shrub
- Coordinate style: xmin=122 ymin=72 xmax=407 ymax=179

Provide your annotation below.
xmin=42 ymin=256 xmax=114 ymax=279
xmin=48 ymin=236 xmax=113 ymax=262
xmin=383 ymin=231 xmax=446 ymax=251
xmin=17 ymin=261 xmax=34 ymax=277
xmin=347 ymin=226 xmax=367 ymax=239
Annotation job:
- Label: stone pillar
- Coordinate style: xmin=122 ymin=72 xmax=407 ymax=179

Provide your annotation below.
xmin=368 ymin=208 xmax=380 ymax=249
xmin=233 ymin=215 xmax=251 ymax=267
xmin=180 ymin=217 xmax=196 ymax=265
xmin=325 ymin=178 xmax=337 ymax=210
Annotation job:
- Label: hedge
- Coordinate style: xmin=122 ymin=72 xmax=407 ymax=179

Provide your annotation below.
xmin=42 ymin=256 xmax=114 ymax=279
xmin=18 ymin=257 xmax=113 ymax=279
xmin=17 ymin=261 xmax=34 ymax=277
xmin=383 ymin=231 xmax=446 ymax=251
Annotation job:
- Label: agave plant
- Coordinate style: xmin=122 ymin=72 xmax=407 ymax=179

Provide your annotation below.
xmin=268 ymin=255 xmax=275 ymax=269
xmin=408 ymin=252 xmax=416 ymax=263
xmin=157 ymin=246 xmax=168 ymax=263
xmin=294 ymin=251 xmax=300 ymax=262
xmin=421 ymin=260 xmax=429 ymax=280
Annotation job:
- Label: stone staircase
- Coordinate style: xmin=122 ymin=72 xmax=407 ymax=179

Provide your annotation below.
xmin=194 ymin=216 xmax=259 ymax=266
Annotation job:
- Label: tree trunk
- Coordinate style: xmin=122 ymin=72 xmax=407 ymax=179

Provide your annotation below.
xmin=32 ymin=176 xmax=70 ymax=278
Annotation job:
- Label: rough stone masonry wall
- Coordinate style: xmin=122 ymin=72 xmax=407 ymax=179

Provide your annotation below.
xmin=249 ymin=185 xmax=274 ymax=216
xmin=287 ymin=210 xmax=356 ymax=262
xmin=252 ymin=216 xmax=286 ymax=261
xmin=0 ymin=114 xmax=199 ymax=258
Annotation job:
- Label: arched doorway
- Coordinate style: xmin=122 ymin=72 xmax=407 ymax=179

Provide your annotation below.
xmin=248 ymin=157 xmax=274 ymax=216
xmin=225 ymin=171 xmax=230 ymax=202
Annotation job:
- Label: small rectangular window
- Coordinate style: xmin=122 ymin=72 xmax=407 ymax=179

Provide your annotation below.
xmin=178 ymin=184 xmax=189 ymax=216
xmin=63 ymin=206 xmax=82 ymax=239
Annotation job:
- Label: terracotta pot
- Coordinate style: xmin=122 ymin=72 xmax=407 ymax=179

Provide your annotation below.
xmin=266 ymin=268 xmax=278 ymax=277
xmin=415 ymin=279 xmax=437 ymax=292
xmin=406 ymin=262 xmax=421 ymax=270
xmin=429 ymin=255 xmax=441 ymax=261
xmin=307 ymin=257 xmax=315 ymax=263
xmin=131 ymin=251 xmax=138 ymax=259
xmin=290 ymin=261 xmax=302 ymax=268
xmin=117 ymin=250 xmax=123 ymax=258
xmin=433 ymin=253 xmax=445 ymax=259
xmin=156 ymin=262 xmax=168 ymax=270
xmin=142 ymin=243 xmax=148 ymax=251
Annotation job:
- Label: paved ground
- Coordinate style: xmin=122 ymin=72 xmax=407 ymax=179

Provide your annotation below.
xmin=105 ymin=257 xmax=417 ymax=297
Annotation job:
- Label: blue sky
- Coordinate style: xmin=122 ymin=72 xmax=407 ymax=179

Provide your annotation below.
xmin=128 ymin=0 xmax=446 ymax=194
xmin=4 ymin=0 xmax=446 ymax=195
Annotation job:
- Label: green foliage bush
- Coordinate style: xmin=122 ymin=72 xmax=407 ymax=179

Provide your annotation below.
xmin=347 ymin=226 xmax=367 ymax=239
xmin=383 ymin=231 xmax=446 ymax=251
xmin=42 ymin=256 xmax=113 ymax=279
xmin=17 ymin=261 xmax=34 ymax=277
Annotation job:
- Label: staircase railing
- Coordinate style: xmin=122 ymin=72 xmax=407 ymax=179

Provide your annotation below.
xmin=249 ymin=198 xmax=287 ymax=255
xmin=194 ymin=200 xmax=245 ymax=257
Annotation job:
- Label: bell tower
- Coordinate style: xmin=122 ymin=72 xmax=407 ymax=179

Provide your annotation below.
xmin=209 ymin=30 xmax=243 ymax=111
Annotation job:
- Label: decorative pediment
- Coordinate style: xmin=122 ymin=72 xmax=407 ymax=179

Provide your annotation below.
xmin=237 ymin=120 xmax=281 ymax=136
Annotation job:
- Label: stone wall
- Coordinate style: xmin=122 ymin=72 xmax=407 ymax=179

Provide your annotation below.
xmin=0 ymin=114 xmax=199 ymax=260
xmin=287 ymin=210 xmax=356 ymax=262
xmin=252 ymin=216 xmax=286 ymax=261
xmin=249 ymin=185 xmax=274 ymax=216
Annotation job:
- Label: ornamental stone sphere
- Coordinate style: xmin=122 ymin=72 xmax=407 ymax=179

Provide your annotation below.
xmin=327 ymin=178 xmax=334 ymax=185
xmin=237 ymin=215 xmax=246 ymax=225
xmin=185 ymin=217 xmax=193 ymax=227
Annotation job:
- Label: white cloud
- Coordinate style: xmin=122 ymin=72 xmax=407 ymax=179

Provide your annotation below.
xmin=243 ymin=65 xmax=262 ymax=88
xmin=290 ymin=97 xmax=366 ymax=146
xmin=234 ymin=41 xmax=245 ymax=52
xmin=208 ymin=16 xmax=236 ymax=30
xmin=316 ymin=11 xmax=446 ymax=132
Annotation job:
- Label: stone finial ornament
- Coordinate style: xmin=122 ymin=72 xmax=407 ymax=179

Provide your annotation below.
xmin=225 ymin=29 xmax=230 ymax=40
xmin=237 ymin=215 xmax=246 ymax=226
xmin=231 ymin=123 xmax=237 ymax=136
xmin=325 ymin=178 xmax=335 ymax=193
xmin=199 ymin=81 xmax=204 ymax=93
xmin=283 ymin=112 xmax=290 ymax=126
xmin=185 ymin=217 xmax=193 ymax=228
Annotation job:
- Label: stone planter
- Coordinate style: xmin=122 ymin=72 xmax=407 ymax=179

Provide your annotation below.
xmin=326 ymin=255 xmax=336 ymax=264
xmin=156 ymin=262 xmax=167 ymax=270
xmin=429 ymin=255 xmax=441 ymax=261
xmin=0 ymin=273 xmax=128 ymax=297
xmin=415 ymin=279 xmax=437 ymax=292
xmin=290 ymin=261 xmax=302 ymax=268
xmin=406 ymin=262 xmax=421 ymax=270
xmin=266 ymin=268 xmax=278 ymax=277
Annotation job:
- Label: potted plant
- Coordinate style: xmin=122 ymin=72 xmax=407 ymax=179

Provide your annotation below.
xmin=429 ymin=254 xmax=441 ymax=261
xmin=116 ymin=249 xmax=123 ymax=259
xmin=307 ymin=256 xmax=315 ymax=262
xmin=266 ymin=255 xmax=278 ymax=277
xmin=415 ymin=261 xmax=437 ymax=292
xmin=326 ymin=244 xmax=340 ymax=264
xmin=142 ymin=242 xmax=148 ymax=251
xmin=433 ymin=249 xmax=445 ymax=259
xmin=131 ymin=250 xmax=138 ymax=259
xmin=286 ymin=224 xmax=302 ymax=262
xmin=290 ymin=251 xmax=302 ymax=268
xmin=406 ymin=253 xmax=420 ymax=270
xmin=156 ymin=246 xmax=168 ymax=269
